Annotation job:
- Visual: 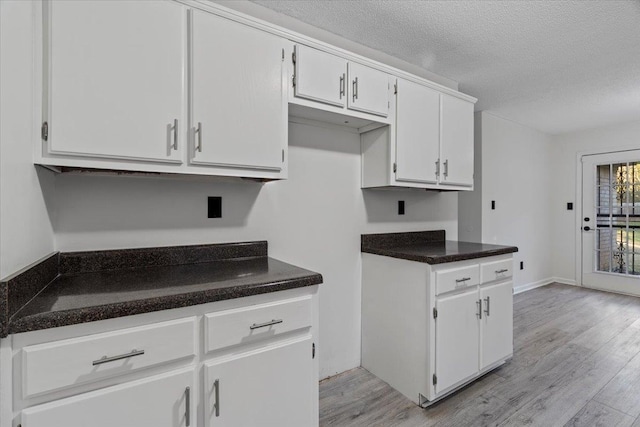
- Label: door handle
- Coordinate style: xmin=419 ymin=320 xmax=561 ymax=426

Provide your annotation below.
xmin=194 ymin=122 xmax=202 ymax=153
xmin=477 ymin=299 xmax=482 ymax=319
xmin=352 ymin=77 xmax=358 ymax=101
xmin=185 ymin=386 xmax=191 ymax=426
xmin=213 ymin=379 xmax=220 ymax=417
xmin=484 ymin=296 xmax=490 ymax=316
xmin=339 ymin=73 xmax=345 ymax=98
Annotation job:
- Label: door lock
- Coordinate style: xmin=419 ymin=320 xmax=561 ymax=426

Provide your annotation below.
xmin=583 ymin=226 xmax=592 ymax=231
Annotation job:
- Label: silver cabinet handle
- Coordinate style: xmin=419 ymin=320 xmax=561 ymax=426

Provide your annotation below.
xmin=495 ymin=269 xmax=508 ymax=274
xmin=171 ymin=119 xmax=178 ymax=151
xmin=484 ymin=296 xmax=490 ymax=316
xmin=339 ymin=73 xmax=345 ymax=98
xmin=92 ymin=349 xmax=144 ymax=366
xmin=477 ymin=299 xmax=482 ymax=319
xmin=185 ymin=386 xmax=191 ymax=426
xmin=194 ymin=122 xmax=202 ymax=153
xmin=213 ymin=379 xmax=220 ymax=417
xmin=455 ymin=277 xmax=471 ymax=283
xmin=443 ymin=159 xmax=449 ymax=178
xmin=250 ymin=319 xmax=283 ymax=330
xmin=352 ymin=77 xmax=358 ymax=101
xmin=435 ymin=159 xmax=440 ymax=177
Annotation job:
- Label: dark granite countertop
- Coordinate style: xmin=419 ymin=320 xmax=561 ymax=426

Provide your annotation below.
xmin=361 ymin=230 xmax=518 ymax=264
xmin=1 ymin=242 xmax=322 ymax=337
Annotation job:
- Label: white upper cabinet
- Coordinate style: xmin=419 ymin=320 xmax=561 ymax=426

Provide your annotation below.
xmin=347 ymin=62 xmax=390 ymax=117
xmin=394 ymin=79 xmax=441 ymax=184
xmin=190 ymin=9 xmax=287 ymax=173
xmin=439 ymin=94 xmax=474 ymax=187
xmin=45 ymin=0 xmax=186 ymax=163
xmin=294 ymin=45 xmax=347 ymax=108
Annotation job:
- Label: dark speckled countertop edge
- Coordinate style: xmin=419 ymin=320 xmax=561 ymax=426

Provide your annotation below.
xmin=1 ymin=241 xmax=323 ymax=337
xmin=362 ymin=246 xmax=519 ymax=264
xmin=7 ymin=273 xmax=322 ymax=336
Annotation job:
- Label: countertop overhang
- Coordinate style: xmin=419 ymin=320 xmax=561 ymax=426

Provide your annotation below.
xmin=361 ymin=230 xmax=518 ymax=264
xmin=0 ymin=241 xmax=322 ymax=337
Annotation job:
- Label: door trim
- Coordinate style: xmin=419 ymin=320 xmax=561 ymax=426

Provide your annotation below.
xmin=575 ymin=146 xmax=640 ymax=288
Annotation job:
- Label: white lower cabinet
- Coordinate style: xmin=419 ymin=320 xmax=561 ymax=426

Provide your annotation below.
xmin=204 ymin=336 xmax=314 ymax=427
xmin=434 ymin=289 xmax=479 ymax=394
xmin=362 ymin=253 xmax=513 ymax=406
xmin=21 ymin=368 xmax=195 ymax=427
xmin=12 ymin=287 xmax=319 ymax=427
xmin=480 ymin=281 xmax=514 ymax=370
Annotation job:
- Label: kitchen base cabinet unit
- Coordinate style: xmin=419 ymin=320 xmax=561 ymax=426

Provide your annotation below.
xmin=1 ymin=241 xmax=322 ymax=427
xmin=361 ymin=230 xmax=517 ymax=406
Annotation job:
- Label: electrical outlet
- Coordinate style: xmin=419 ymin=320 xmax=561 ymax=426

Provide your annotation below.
xmin=398 ymin=200 xmax=405 ymax=215
xmin=520 ymin=261 xmax=524 ymax=270
xmin=208 ymin=197 xmax=222 ymax=218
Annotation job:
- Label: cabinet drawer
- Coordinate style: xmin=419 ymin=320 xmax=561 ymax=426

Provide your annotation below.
xmin=480 ymin=259 xmax=513 ymax=284
xmin=205 ymin=295 xmax=312 ymax=353
xmin=436 ymin=265 xmax=480 ymax=295
xmin=22 ymin=317 xmax=196 ymax=398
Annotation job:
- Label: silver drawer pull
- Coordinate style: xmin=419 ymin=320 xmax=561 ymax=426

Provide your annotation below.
xmin=185 ymin=386 xmax=191 ymax=426
xmin=455 ymin=277 xmax=471 ymax=283
xmin=213 ymin=379 xmax=220 ymax=417
xmin=249 ymin=319 xmax=283 ymax=330
xmin=92 ymin=349 xmax=145 ymax=366
xmin=484 ymin=296 xmax=491 ymax=316
xmin=495 ymin=269 xmax=508 ymax=274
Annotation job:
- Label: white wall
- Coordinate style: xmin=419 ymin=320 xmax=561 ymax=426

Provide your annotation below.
xmin=0 ymin=0 xmax=55 ymax=279
xmin=53 ymin=122 xmax=459 ymax=379
xmin=550 ymin=119 xmax=640 ymax=284
xmin=459 ymin=112 xmax=554 ymax=292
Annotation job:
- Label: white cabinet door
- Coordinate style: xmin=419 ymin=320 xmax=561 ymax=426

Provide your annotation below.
xmin=347 ymin=63 xmax=389 ymax=117
xmin=294 ymin=45 xmax=348 ymax=107
xmin=439 ymin=94 xmax=474 ymax=187
xmin=21 ymin=368 xmax=194 ymax=427
xmin=480 ymin=281 xmax=513 ymax=370
xmin=46 ymin=0 xmax=186 ymax=163
xmin=435 ymin=289 xmax=479 ymax=394
xmin=394 ymin=79 xmax=441 ymax=184
xmin=191 ymin=10 xmax=286 ymax=172
xmin=205 ymin=336 xmax=314 ymax=427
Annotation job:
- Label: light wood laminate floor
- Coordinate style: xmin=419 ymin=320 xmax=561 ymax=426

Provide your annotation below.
xmin=320 ymin=284 xmax=640 ymax=427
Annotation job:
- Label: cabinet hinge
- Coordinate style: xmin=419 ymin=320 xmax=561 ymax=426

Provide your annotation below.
xmin=433 ymin=307 xmax=438 ymax=319
xmin=312 ymin=343 xmax=316 ymax=359
xmin=292 ymin=51 xmax=296 ymax=64
xmin=433 ymin=374 xmax=437 ymax=385
xmin=394 ymin=83 xmax=398 ymax=95
xmin=393 ymin=163 xmax=397 ymax=173
xmin=292 ymin=75 xmax=296 ymax=87
xmin=41 ymin=121 xmax=48 ymax=142
xmin=282 ymin=48 xmax=285 ymax=61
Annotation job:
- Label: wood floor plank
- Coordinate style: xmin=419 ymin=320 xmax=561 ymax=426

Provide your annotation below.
xmin=594 ymin=341 xmax=640 ymax=417
xmin=564 ymin=401 xmax=635 ymax=427
xmin=320 ymin=284 xmax=640 ymax=427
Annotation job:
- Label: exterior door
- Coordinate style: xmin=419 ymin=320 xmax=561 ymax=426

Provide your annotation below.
xmin=204 ymin=336 xmax=314 ymax=427
xmin=582 ymin=150 xmax=640 ymax=295
xmin=21 ymin=369 xmax=194 ymax=427
xmin=191 ymin=9 xmax=286 ymax=171
xmin=46 ymin=0 xmax=186 ymax=163
xmin=394 ymin=79 xmax=440 ymax=184
xmin=435 ymin=289 xmax=479 ymax=394
xmin=479 ymin=281 xmax=513 ymax=370
xmin=439 ymin=94 xmax=474 ymax=187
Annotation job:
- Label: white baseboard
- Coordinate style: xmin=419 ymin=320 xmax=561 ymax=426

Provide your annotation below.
xmin=513 ymin=277 xmax=554 ymax=295
xmin=550 ymin=277 xmax=578 ymax=286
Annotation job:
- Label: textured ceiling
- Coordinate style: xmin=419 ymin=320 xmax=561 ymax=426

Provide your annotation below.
xmin=251 ymin=0 xmax=640 ymax=135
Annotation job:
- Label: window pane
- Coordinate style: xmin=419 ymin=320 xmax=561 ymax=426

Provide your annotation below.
xmin=597 ymin=164 xmax=611 ymax=186
xmin=613 ymin=163 xmax=628 ymax=185
xmin=597 ymin=251 xmax=611 ymax=272
xmin=612 ymin=252 xmax=627 ymax=274
xmin=597 ymin=228 xmax=612 ymax=252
